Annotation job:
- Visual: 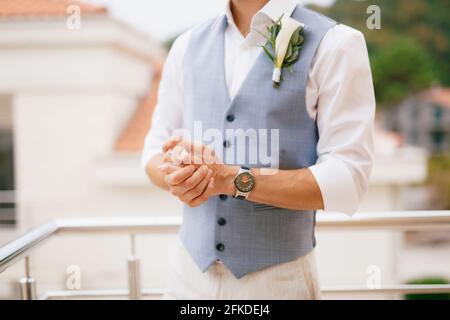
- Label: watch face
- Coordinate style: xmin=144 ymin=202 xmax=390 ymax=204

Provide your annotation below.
xmin=235 ymin=171 xmax=255 ymax=193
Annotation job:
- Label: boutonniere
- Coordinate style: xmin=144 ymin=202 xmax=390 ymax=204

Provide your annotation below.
xmin=259 ymin=15 xmax=305 ymax=88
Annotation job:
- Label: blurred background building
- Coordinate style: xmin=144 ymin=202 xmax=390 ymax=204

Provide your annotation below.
xmin=385 ymin=87 xmax=450 ymax=154
xmin=0 ymin=0 xmax=449 ymax=300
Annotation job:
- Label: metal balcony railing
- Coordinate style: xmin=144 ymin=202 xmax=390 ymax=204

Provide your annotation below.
xmin=1 ymin=211 xmax=450 ymax=300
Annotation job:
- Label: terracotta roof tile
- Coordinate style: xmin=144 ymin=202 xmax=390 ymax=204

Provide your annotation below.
xmin=0 ymin=0 xmax=107 ymax=18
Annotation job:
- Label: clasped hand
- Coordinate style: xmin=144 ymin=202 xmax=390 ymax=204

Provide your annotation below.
xmin=158 ymin=137 xmax=233 ymax=207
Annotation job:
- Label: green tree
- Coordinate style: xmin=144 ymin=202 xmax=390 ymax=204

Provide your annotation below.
xmin=311 ymin=0 xmax=450 ymax=107
xmin=371 ymin=38 xmax=435 ymax=106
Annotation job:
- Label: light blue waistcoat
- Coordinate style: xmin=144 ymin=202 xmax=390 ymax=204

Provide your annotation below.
xmin=179 ymin=5 xmax=337 ymax=278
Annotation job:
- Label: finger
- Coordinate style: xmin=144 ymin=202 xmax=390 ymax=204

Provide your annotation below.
xmin=164 ymin=146 xmax=190 ymax=165
xmin=169 ymin=167 xmax=209 ymax=197
xmin=172 ymin=140 xmax=211 ymax=166
xmin=182 ymin=169 xmax=212 ymax=201
xmin=168 ymin=184 xmax=183 ymax=197
xmin=163 ymin=137 xmax=195 ymax=155
xmin=187 ymin=194 xmax=208 ymax=208
xmin=179 ymin=150 xmax=202 ymax=166
xmin=180 ymin=165 xmax=209 ymax=192
xmin=158 ymin=163 xmax=182 ymax=174
xmin=202 ymin=176 xmax=215 ymax=197
xmin=188 ymin=177 xmax=215 ymax=207
xmin=162 ymin=150 xmax=173 ymax=163
xmin=182 ymin=144 xmax=209 ymax=166
xmin=162 ymin=136 xmax=183 ymax=152
xmin=172 ymin=146 xmax=190 ymax=165
xmin=165 ymin=165 xmax=195 ymax=186
xmin=167 ymin=140 xmax=210 ymax=166
xmin=203 ymin=147 xmax=218 ymax=165
xmin=176 ymin=141 xmax=204 ymax=161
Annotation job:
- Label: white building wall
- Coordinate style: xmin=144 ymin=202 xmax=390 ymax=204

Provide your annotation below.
xmin=0 ymin=16 xmax=170 ymax=298
xmin=0 ymin=16 xmax=161 ymax=227
xmin=13 ymin=94 xmax=136 ymax=223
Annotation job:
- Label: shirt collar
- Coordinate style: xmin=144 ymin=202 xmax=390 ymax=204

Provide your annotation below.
xmin=225 ymin=0 xmax=299 ymax=46
xmin=258 ymin=0 xmax=299 ymax=22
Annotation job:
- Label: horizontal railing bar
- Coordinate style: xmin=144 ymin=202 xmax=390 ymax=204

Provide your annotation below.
xmin=55 ymin=216 xmax=181 ymax=234
xmin=321 ymin=284 xmax=450 ymax=295
xmin=40 ymin=285 xmax=450 ymax=300
xmin=2 ymin=211 xmax=450 ymax=274
xmin=0 ymin=217 xmax=182 ymax=273
xmin=39 ymin=288 xmax=165 ymax=300
xmin=317 ymin=211 xmax=450 ymax=231
xmin=54 ymin=211 xmax=450 ymax=234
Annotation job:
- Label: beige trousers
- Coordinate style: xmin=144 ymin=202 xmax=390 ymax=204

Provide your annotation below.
xmin=163 ymin=239 xmax=321 ymax=300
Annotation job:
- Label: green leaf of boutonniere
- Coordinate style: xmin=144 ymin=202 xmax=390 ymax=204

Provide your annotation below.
xmin=281 ymin=28 xmax=304 ymax=69
xmin=262 ymin=46 xmax=275 ymax=63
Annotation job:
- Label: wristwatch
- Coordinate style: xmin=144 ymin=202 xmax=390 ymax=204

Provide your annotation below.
xmin=233 ymin=167 xmax=255 ymax=199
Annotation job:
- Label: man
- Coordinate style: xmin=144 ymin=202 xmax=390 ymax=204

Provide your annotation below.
xmin=142 ymin=0 xmax=375 ymax=299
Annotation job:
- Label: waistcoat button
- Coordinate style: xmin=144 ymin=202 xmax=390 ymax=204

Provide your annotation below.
xmin=218 ymin=218 xmax=226 ymax=226
xmin=226 ymin=114 xmax=235 ymax=122
xmin=216 ymin=243 xmax=225 ymax=252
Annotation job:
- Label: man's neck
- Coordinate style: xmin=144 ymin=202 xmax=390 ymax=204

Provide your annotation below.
xmin=230 ymin=0 xmax=269 ymax=37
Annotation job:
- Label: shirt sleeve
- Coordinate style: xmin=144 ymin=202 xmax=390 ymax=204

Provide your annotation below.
xmin=141 ymin=31 xmax=192 ymax=169
xmin=307 ymin=25 xmax=376 ymax=216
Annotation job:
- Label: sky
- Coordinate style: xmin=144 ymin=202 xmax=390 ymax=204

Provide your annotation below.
xmin=85 ymin=0 xmax=334 ymax=41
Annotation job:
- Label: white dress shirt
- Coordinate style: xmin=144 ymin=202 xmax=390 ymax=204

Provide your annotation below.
xmin=142 ymin=0 xmax=376 ymax=215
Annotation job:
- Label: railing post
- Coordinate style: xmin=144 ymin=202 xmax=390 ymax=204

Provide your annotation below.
xmin=127 ymin=234 xmax=142 ymax=300
xmin=19 ymin=256 xmax=37 ymax=300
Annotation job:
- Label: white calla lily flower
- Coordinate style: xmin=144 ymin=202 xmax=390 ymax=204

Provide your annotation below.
xmin=272 ymin=17 xmax=305 ymax=85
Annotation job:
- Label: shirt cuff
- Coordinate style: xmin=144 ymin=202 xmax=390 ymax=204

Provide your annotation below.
xmin=309 ymin=157 xmax=360 ymax=216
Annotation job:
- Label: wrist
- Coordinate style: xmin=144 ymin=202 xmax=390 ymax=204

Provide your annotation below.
xmin=215 ymin=165 xmax=239 ymax=196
